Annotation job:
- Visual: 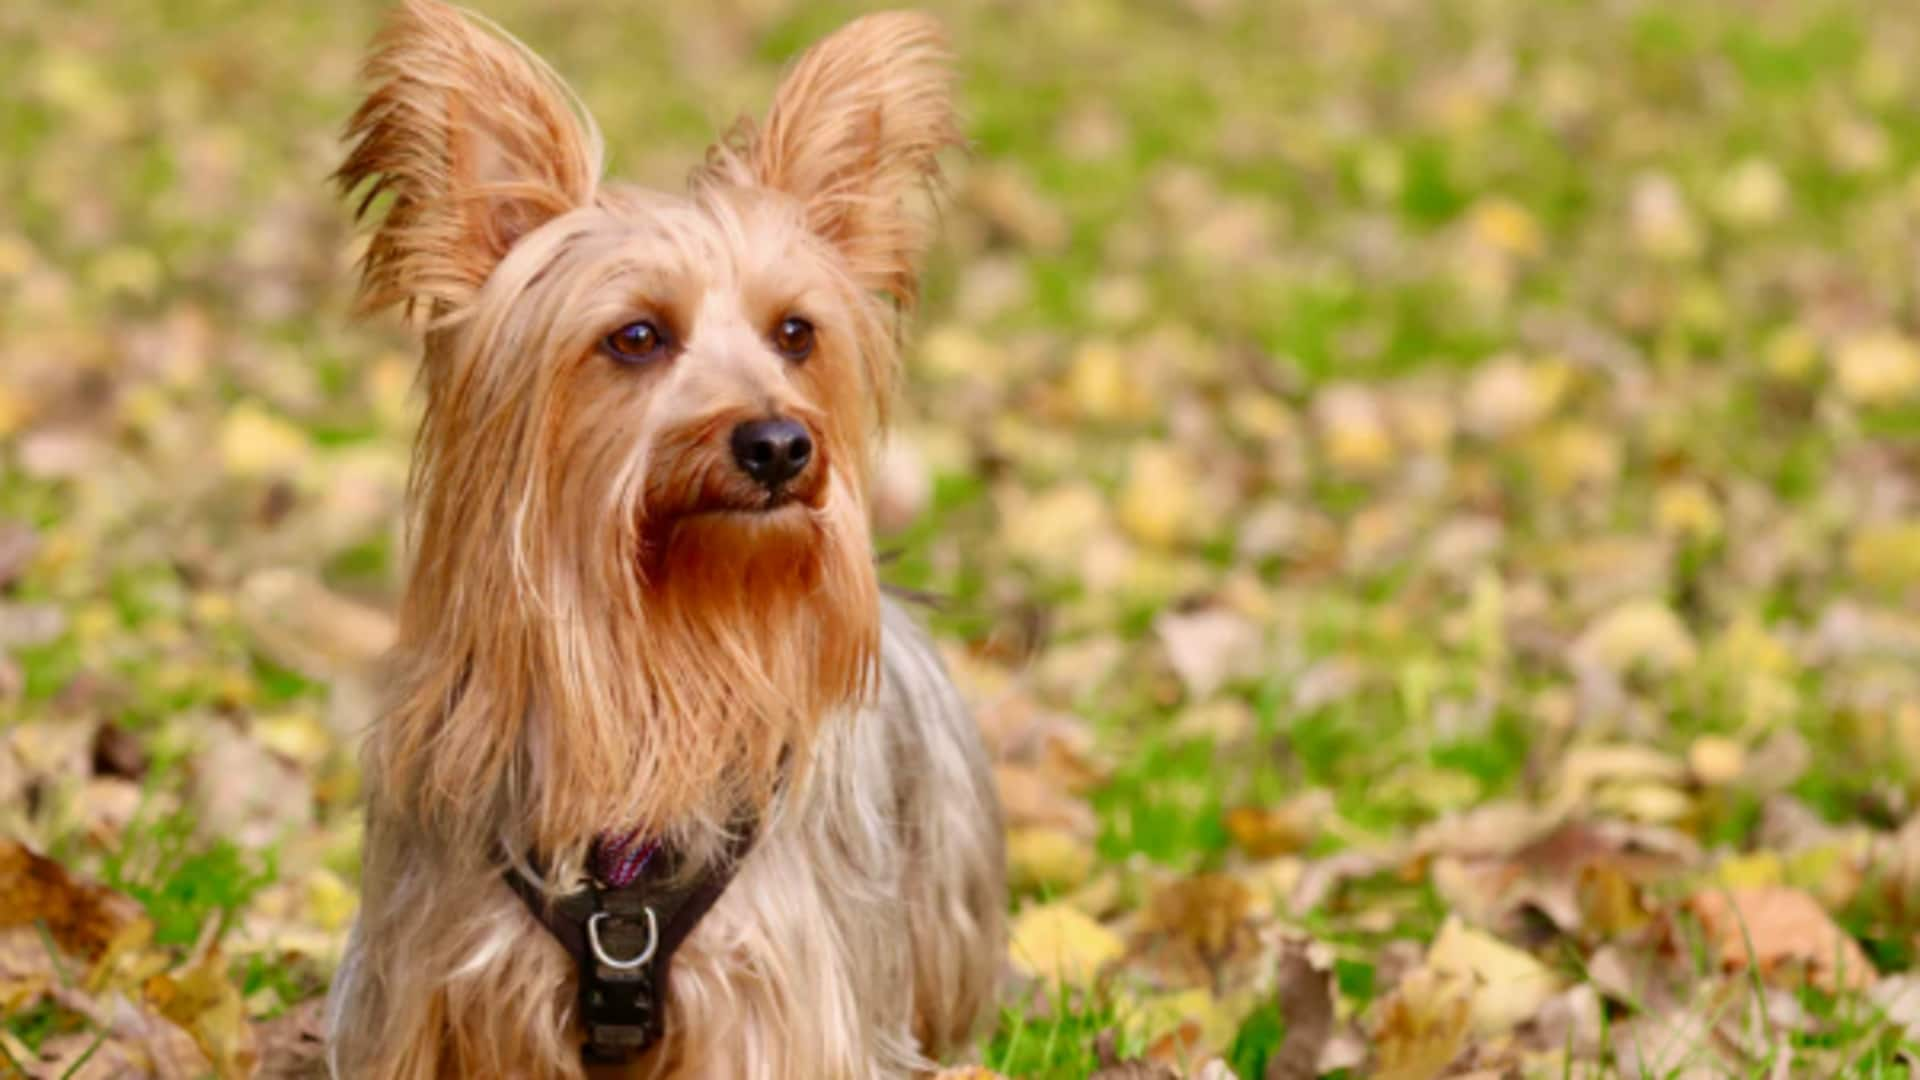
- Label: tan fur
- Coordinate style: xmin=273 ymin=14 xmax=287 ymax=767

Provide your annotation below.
xmin=327 ymin=4 xmax=1002 ymax=1077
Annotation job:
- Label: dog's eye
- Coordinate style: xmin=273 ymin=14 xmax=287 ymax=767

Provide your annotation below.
xmin=771 ymin=316 xmax=814 ymax=362
xmin=604 ymin=320 xmax=668 ymax=364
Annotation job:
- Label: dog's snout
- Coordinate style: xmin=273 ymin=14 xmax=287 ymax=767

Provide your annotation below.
xmin=730 ymin=417 xmax=813 ymax=489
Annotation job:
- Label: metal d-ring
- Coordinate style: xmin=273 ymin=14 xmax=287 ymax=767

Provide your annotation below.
xmin=587 ymin=907 xmax=659 ymax=970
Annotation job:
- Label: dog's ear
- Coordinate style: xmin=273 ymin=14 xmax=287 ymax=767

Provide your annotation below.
xmin=724 ymin=12 xmax=959 ymax=308
xmin=337 ymin=0 xmax=601 ymax=318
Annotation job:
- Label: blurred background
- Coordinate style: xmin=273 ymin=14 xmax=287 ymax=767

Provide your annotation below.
xmin=6 ymin=0 xmax=1920 ymax=1076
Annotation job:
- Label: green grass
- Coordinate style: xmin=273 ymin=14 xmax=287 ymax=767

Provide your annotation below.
xmin=7 ymin=0 xmax=1920 ymax=1074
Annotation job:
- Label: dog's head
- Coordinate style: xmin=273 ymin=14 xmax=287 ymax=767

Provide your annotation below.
xmin=340 ymin=0 xmax=956 ymax=840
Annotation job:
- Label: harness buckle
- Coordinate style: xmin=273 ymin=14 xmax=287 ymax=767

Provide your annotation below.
xmin=587 ymin=907 xmax=659 ymax=970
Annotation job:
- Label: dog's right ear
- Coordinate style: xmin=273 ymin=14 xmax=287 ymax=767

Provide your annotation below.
xmin=336 ymin=0 xmax=602 ymax=319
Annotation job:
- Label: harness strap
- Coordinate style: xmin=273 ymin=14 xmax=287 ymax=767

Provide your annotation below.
xmin=504 ymin=823 xmax=760 ymax=1064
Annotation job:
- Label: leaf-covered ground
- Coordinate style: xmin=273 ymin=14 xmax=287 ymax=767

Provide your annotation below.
xmin=6 ymin=0 xmax=1920 ymax=1076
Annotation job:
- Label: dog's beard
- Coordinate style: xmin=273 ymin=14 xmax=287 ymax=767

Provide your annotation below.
xmin=513 ymin=480 xmax=880 ymax=859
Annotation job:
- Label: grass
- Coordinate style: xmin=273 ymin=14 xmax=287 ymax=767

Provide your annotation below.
xmin=7 ymin=0 xmax=1920 ymax=1074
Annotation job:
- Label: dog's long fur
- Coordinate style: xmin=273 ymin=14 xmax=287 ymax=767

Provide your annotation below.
xmin=326 ymin=3 xmax=1005 ymax=1076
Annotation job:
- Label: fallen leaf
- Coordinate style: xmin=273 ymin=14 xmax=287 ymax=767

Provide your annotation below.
xmin=1007 ymin=826 xmax=1095 ymax=893
xmin=1265 ymin=937 xmax=1335 ymax=1080
xmin=1833 ymin=331 xmax=1920 ymax=407
xmin=1224 ymin=791 xmax=1330 ymax=859
xmin=0 ymin=839 xmax=150 ymax=979
xmin=237 ymin=569 xmax=394 ymax=681
xmin=1685 ymin=887 xmax=1876 ymax=992
xmin=220 ymin=401 xmax=313 ymax=479
xmin=1424 ymin=917 xmax=1561 ymax=1035
xmin=1847 ymin=520 xmax=1920 ymax=593
xmin=1369 ymin=966 xmax=1473 ymax=1080
xmin=1155 ymin=607 xmax=1263 ymax=699
xmin=253 ymin=996 xmax=329 ymax=1079
xmin=1008 ymin=902 xmax=1123 ymax=985
xmin=996 ymin=764 xmax=1098 ymax=838
xmin=146 ymin=944 xmax=258 ymax=1078
xmin=1570 ymin=600 xmax=1698 ymax=678
xmin=1687 ymin=735 xmax=1746 ymax=787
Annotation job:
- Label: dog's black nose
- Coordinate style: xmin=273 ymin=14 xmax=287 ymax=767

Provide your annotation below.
xmin=730 ymin=417 xmax=813 ymax=489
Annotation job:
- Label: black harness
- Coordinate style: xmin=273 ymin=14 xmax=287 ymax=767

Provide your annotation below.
xmin=503 ymin=825 xmax=759 ymax=1064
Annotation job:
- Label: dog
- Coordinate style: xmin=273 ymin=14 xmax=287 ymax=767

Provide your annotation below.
xmin=324 ymin=3 xmax=1005 ymax=1075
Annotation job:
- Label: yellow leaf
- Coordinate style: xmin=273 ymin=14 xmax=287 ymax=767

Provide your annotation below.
xmin=1834 ymin=331 xmax=1920 ymax=406
xmin=1712 ymin=158 xmax=1788 ymax=228
xmin=253 ymin=711 xmax=332 ymax=768
xmin=1370 ymin=967 xmax=1473 ymax=1080
xmin=1526 ymin=422 xmax=1621 ymax=496
xmin=1654 ymin=481 xmax=1722 ymax=544
xmin=1576 ymin=862 xmax=1649 ymax=937
xmin=1467 ymin=197 xmax=1543 ymax=258
xmin=998 ymin=483 xmax=1109 ymax=574
xmin=1118 ymin=444 xmax=1199 ymax=549
xmin=1687 ymin=736 xmax=1746 ymax=787
xmin=1006 ymin=827 xmax=1095 ymax=894
xmin=1571 ymin=600 xmax=1698 ymax=677
xmin=146 ymin=946 xmax=258 ymax=1079
xmin=0 ymin=385 xmax=26 ymax=439
xmin=1764 ymin=325 xmax=1821 ymax=382
xmin=1848 ymin=521 xmax=1920 ymax=592
xmin=1008 ymin=903 xmax=1123 ymax=985
xmin=1785 ymin=839 xmax=1869 ymax=912
xmin=220 ymin=402 xmax=312 ymax=479
xmin=1715 ymin=851 xmax=1785 ymax=890
xmin=1315 ymin=386 xmax=1395 ymax=476
xmin=1066 ymin=340 xmax=1152 ymax=423
xmin=303 ymin=868 xmax=358 ymax=934
xmin=1424 ymin=917 xmax=1560 ymax=1035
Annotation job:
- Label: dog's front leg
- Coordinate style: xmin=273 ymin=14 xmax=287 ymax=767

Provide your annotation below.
xmin=329 ymin=819 xmax=580 ymax=1079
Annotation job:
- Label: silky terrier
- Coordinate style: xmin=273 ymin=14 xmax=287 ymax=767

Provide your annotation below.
xmin=325 ymin=2 xmax=1005 ymax=1075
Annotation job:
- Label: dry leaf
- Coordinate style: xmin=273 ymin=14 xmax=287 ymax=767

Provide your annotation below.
xmin=1008 ymin=903 xmax=1123 ymax=985
xmin=1007 ymin=826 xmax=1096 ymax=893
xmin=1685 ymin=887 xmax=1876 ymax=992
xmin=146 ymin=944 xmax=258 ymax=1079
xmin=0 ymin=839 xmax=150 ymax=975
xmin=1265 ymin=938 xmax=1335 ymax=1080
xmin=1156 ymin=607 xmax=1263 ymax=699
xmin=1369 ymin=966 xmax=1473 ymax=1080
xmin=1224 ymin=791 xmax=1330 ymax=858
xmin=1424 ymin=917 xmax=1561 ymax=1035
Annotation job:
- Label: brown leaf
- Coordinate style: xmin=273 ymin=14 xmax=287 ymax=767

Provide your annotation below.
xmin=1134 ymin=875 xmax=1261 ymax=989
xmin=0 ymin=520 xmax=38 ymax=589
xmin=28 ymin=995 xmax=211 ymax=1080
xmin=1090 ymin=1028 xmax=1180 ymax=1079
xmin=1265 ymin=938 xmax=1334 ymax=1080
xmin=254 ymin=997 xmax=329 ymax=1079
xmin=0 ymin=839 xmax=149 ymax=970
xmin=995 ymin=764 xmax=1098 ymax=838
xmin=90 ymin=720 xmax=147 ymax=780
xmin=1685 ymin=887 xmax=1876 ymax=992
xmin=236 ymin=568 xmax=395 ymax=681
xmin=146 ymin=942 xmax=258 ymax=1079
xmin=1368 ymin=967 xmax=1472 ymax=1080
xmin=1224 ymin=791 xmax=1329 ymax=859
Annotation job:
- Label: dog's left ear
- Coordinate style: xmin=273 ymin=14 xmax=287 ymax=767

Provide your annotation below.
xmin=337 ymin=0 xmax=602 ymax=319
xmin=718 ymin=12 xmax=959 ymax=308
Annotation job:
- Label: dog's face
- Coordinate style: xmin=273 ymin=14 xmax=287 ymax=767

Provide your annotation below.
xmin=454 ymin=184 xmax=886 ymax=610
xmin=343 ymin=0 xmax=952 ymax=601
xmin=340 ymin=1 xmax=957 ymax=840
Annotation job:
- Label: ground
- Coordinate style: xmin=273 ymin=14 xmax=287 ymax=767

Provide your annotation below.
xmin=4 ymin=0 xmax=1920 ymax=1076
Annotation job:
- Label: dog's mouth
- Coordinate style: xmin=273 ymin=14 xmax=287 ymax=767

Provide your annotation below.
xmin=682 ymin=487 xmax=810 ymax=521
